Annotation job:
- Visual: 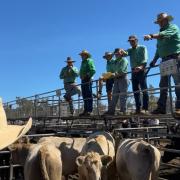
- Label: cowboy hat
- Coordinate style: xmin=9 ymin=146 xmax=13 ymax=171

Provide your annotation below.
xmin=103 ymin=52 xmax=113 ymax=59
xmin=79 ymin=50 xmax=91 ymax=57
xmin=102 ymin=72 xmax=113 ymax=80
xmin=0 ymin=98 xmax=32 ymax=150
xmin=127 ymin=35 xmax=138 ymax=42
xmin=65 ymin=57 xmax=75 ymax=63
xmin=154 ymin=13 xmax=174 ymax=24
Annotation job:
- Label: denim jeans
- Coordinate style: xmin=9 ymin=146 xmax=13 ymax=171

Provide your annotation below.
xmin=81 ymin=79 xmax=93 ymax=112
xmin=108 ymin=75 xmax=129 ymax=113
xmin=64 ymin=83 xmax=81 ymax=113
xmin=157 ymin=53 xmax=180 ymax=109
xmin=132 ymin=70 xmax=149 ymax=110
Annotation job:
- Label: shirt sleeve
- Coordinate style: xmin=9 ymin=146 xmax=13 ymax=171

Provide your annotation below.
xmin=71 ymin=67 xmax=79 ymax=77
xmin=140 ymin=46 xmax=148 ymax=65
xmin=87 ymin=60 xmax=96 ymax=77
xmin=159 ymin=24 xmax=179 ymax=38
xmin=120 ymin=59 xmax=128 ymax=73
xmin=60 ymin=67 xmax=65 ymax=79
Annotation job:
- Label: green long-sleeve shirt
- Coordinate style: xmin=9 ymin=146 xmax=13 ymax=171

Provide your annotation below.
xmin=154 ymin=23 xmax=180 ymax=59
xmin=60 ymin=66 xmax=79 ymax=83
xmin=113 ymin=57 xmax=128 ymax=74
xmin=126 ymin=45 xmax=148 ymax=68
xmin=80 ymin=58 xmax=96 ymax=79
xmin=106 ymin=59 xmax=115 ymax=73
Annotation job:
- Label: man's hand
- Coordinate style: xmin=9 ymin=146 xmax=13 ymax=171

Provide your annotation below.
xmin=119 ymin=49 xmax=127 ymax=56
xmin=149 ymin=60 xmax=156 ymax=67
xmin=133 ymin=66 xmax=143 ymax=73
xmin=144 ymin=34 xmax=152 ymax=41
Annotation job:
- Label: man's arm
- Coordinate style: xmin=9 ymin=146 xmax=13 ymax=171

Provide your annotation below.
xmin=150 ymin=49 xmax=159 ymax=67
xmin=59 ymin=67 xmax=65 ymax=79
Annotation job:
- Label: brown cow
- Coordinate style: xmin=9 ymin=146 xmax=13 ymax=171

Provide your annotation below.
xmin=116 ymin=139 xmax=161 ymax=180
xmin=9 ymin=141 xmax=63 ymax=180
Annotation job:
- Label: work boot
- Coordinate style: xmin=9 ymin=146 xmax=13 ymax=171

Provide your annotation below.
xmin=152 ymin=107 xmax=166 ymax=114
xmin=175 ymin=109 xmax=180 ymax=116
xmin=134 ymin=109 xmax=141 ymax=114
xmin=103 ymin=111 xmax=114 ymax=116
xmin=79 ymin=111 xmax=86 ymax=116
xmin=140 ymin=109 xmax=149 ymax=115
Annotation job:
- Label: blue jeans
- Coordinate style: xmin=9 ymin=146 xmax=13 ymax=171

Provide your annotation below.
xmin=157 ymin=54 xmax=180 ymax=109
xmin=108 ymin=75 xmax=129 ymax=113
xmin=81 ymin=80 xmax=93 ymax=112
xmin=64 ymin=83 xmax=81 ymax=113
xmin=132 ymin=70 xmax=149 ymax=110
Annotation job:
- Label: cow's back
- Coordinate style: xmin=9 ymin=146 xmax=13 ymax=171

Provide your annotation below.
xmin=116 ymin=139 xmax=161 ymax=180
xmin=82 ymin=131 xmax=115 ymax=158
xmin=38 ymin=136 xmax=86 ymax=176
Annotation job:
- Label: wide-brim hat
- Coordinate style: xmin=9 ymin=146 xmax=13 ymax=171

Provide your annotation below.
xmin=65 ymin=57 xmax=75 ymax=63
xmin=79 ymin=50 xmax=91 ymax=57
xmin=154 ymin=13 xmax=174 ymax=24
xmin=103 ymin=52 xmax=113 ymax=59
xmin=128 ymin=35 xmax=138 ymax=42
xmin=0 ymin=98 xmax=32 ymax=150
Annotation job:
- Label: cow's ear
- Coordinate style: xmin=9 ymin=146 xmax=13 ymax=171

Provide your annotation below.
xmin=76 ymin=156 xmax=85 ymax=166
xmin=101 ymin=155 xmax=113 ymax=166
xmin=8 ymin=144 xmax=17 ymax=151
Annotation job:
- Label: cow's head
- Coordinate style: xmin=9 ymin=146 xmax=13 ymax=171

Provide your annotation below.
xmin=76 ymin=152 xmax=112 ymax=180
xmin=8 ymin=137 xmax=31 ymax=165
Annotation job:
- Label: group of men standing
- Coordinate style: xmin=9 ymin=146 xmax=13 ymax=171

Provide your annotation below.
xmin=60 ymin=12 xmax=180 ymax=116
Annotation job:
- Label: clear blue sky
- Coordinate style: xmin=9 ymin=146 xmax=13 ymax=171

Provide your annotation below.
xmin=0 ymin=0 xmax=180 ymax=102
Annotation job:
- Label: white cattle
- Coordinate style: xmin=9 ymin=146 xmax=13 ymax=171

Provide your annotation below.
xmin=38 ymin=136 xmax=86 ymax=177
xmin=76 ymin=131 xmax=116 ymax=180
xmin=116 ymin=139 xmax=161 ymax=180
xmin=9 ymin=142 xmax=62 ymax=180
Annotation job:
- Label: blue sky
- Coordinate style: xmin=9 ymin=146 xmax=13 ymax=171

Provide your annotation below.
xmin=0 ymin=0 xmax=180 ymax=102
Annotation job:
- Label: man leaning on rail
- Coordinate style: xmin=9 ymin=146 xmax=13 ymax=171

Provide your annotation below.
xmin=60 ymin=57 xmax=81 ymax=116
xmin=79 ymin=50 xmax=96 ymax=116
xmin=121 ymin=35 xmax=149 ymax=114
xmin=144 ymin=12 xmax=180 ymax=115
xmin=97 ymin=52 xmax=115 ymax=108
xmin=104 ymin=48 xmax=129 ymax=115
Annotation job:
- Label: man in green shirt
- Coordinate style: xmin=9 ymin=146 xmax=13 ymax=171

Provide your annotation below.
xmin=144 ymin=13 xmax=180 ymax=115
xmin=122 ymin=35 xmax=149 ymax=114
xmin=60 ymin=57 xmax=81 ymax=115
xmin=98 ymin=52 xmax=115 ymax=107
xmin=104 ymin=48 xmax=129 ymax=115
xmin=79 ymin=50 xmax=96 ymax=116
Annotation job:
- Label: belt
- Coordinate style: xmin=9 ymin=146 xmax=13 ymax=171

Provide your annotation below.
xmin=65 ymin=82 xmax=75 ymax=84
xmin=162 ymin=53 xmax=180 ymax=61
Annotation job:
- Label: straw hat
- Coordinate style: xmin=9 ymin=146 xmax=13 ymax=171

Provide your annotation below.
xmin=102 ymin=72 xmax=113 ymax=80
xmin=103 ymin=52 xmax=113 ymax=59
xmin=154 ymin=13 xmax=174 ymax=24
xmin=79 ymin=50 xmax=91 ymax=57
xmin=65 ymin=57 xmax=75 ymax=63
xmin=0 ymin=98 xmax=32 ymax=150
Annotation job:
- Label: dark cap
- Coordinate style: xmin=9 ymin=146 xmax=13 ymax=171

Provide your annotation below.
xmin=114 ymin=48 xmax=121 ymax=54
xmin=65 ymin=57 xmax=75 ymax=63
xmin=128 ymin=35 xmax=138 ymax=41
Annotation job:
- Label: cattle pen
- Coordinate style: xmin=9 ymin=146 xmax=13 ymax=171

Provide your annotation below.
xmin=1 ymin=64 xmax=180 ymax=180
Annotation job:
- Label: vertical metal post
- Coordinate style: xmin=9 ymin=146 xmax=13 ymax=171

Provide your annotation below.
xmin=9 ymin=158 xmax=13 ymax=180
xmin=168 ymin=75 xmax=174 ymax=115
xmin=96 ymin=80 xmax=100 ymax=116
xmin=146 ymin=128 xmax=150 ymax=142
